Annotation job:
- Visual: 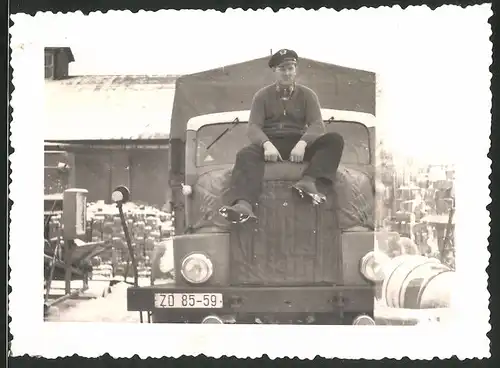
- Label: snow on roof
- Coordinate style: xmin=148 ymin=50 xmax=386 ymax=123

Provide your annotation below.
xmin=44 ymin=75 xmax=178 ymax=141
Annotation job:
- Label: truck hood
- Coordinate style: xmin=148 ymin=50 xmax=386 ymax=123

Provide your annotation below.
xmin=189 ymin=164 xmax=374 ymax=232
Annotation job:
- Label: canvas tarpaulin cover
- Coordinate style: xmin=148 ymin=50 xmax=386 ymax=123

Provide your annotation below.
xmin=190 ymin=165 xmax=375 ymax=232
xmin=170 ymin=56 xmax=376 ymax=141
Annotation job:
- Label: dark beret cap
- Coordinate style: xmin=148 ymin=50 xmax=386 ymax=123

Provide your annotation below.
xmin=268 ymin=49 xmax=299 ymax=68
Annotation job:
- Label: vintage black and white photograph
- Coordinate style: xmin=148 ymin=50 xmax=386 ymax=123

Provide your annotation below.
xmin=9 ymin=6 xmax=492 ymax=359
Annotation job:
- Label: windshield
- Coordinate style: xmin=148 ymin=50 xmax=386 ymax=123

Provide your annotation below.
xmin=195 ymin=121 xmax=371 ymax=166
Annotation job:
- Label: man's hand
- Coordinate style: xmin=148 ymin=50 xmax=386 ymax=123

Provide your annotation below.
xmin=263 ymin=141 xmax=283 ymax=162
xmin=290 ymin=140 xmax=307 ymax=163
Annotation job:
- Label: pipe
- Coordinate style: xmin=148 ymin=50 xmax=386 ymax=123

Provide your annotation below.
xmin=117 ymin=203 xmax=139 ymax=288
xmin=116 ymin=202 xmax=142 ymax=323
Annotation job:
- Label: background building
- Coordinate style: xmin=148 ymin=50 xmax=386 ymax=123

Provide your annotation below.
xmin=44 ymin=47 xmax=178 ymax=207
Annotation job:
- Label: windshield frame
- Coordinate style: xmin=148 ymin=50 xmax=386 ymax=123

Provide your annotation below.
xmin=191 ymin=119 xmax=373 ymax=169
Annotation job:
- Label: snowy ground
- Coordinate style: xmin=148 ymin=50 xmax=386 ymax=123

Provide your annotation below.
xmin=44 ymin=277 xmax=152 ymax=323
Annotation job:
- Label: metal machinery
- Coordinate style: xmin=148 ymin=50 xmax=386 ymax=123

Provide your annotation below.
xmin=386 ymin=185 xmax=423 ymax=240
xmin=385 ymin=177 xmax=455 ymax=265
xmin=414 ymin=178 xmax=455 ymax=264
xmin=43 ymin=188 xmax=114 ymax=314
xmin=417 ymin=210 xmax=455 ymax=266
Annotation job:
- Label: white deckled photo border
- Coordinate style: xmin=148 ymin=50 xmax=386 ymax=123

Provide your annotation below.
xmin=9 ymin=6 xmax=492 ymax=359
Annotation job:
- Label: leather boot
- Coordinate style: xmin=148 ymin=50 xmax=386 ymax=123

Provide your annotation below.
xmin=292 ymin=176 xmax=326 ymax=205
xmin=219 ymin=200 xmax=257 ymax=224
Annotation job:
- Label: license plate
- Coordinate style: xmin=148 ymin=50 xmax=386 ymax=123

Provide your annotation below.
xmin=154 ymin=293 xmax=223 ymax=309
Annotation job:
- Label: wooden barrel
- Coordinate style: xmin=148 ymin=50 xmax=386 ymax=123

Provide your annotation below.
xmin=417 ymin=270 xmax=454 ymax=308
xmin=381 ymin=255 xmax=419 ymax=307
xmin=381 ymin=255 xmax=452 ymax=309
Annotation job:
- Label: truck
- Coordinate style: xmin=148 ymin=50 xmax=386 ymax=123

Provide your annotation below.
xmin=126 ymin=55 xmax=382 ymax=324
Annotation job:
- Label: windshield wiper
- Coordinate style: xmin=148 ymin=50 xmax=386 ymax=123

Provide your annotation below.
xmin=205 ymin=117 xmax=241 ymax=152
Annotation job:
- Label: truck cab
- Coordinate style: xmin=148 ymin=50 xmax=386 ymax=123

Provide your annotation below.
xmin=127 ymin=107 xmax=382 ymax=324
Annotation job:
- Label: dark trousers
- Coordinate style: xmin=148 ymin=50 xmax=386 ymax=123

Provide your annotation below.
xmin=228 ymin=132 xmax=344 ymax=206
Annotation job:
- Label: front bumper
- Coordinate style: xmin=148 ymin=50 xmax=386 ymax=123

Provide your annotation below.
xmin=127 ymin=284 xmax=374 ymax=314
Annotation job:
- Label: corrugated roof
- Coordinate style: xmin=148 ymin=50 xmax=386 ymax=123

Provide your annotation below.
xmin=45 ymin=75 xmax=178 ymax=141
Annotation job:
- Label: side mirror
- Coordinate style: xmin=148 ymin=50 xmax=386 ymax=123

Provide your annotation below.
xmin=112 ymin=185 xmax=131 ymax=204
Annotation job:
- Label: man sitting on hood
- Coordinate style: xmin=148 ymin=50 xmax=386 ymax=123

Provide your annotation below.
xmin=220 ymin=49 xmax=345 ymax=224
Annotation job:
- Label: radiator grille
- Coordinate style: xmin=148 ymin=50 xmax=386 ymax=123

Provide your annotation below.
xmin=230 ymin=181 xmax=343 ymax=285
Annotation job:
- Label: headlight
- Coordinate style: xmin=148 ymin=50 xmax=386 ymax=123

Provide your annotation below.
xmin=360 ymin=251 xmax=389 ymax=282
xmin=181 ymin=253 xmax=214 ymax=284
